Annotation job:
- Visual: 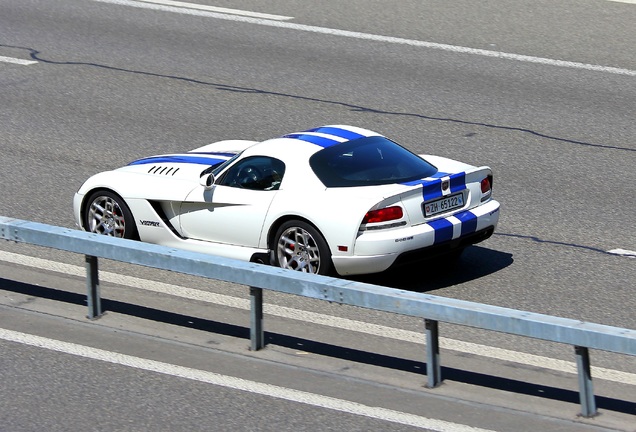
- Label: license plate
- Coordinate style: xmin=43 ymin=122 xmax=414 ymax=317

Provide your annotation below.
xmin=423 ymin=193 xmax=464 ymax=217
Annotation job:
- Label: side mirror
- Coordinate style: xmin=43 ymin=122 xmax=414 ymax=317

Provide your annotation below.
xmin=199 ymin=173 xmax=215 ymax=189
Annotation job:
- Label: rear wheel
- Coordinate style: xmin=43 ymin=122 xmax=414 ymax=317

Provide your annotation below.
xmin=273 ymin=220 xmax=333 ymax=275
xmin=83 ymin=190 xmax=138 ymax=239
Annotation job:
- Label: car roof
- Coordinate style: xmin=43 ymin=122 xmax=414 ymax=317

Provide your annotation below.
xmin=244 ymin=125 xmax=383 ymax=157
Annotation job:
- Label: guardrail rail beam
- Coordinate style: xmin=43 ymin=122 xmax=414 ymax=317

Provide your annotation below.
xmin=1 ymin=215 xmax=634 ymax=418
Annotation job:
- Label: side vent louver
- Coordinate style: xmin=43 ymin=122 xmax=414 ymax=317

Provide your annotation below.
xmin=147 ymin=166 xmax=180 ymax=176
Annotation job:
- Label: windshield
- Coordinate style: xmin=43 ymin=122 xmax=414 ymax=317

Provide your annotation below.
xmin=309 ymin=136 xmax=438 ymax=187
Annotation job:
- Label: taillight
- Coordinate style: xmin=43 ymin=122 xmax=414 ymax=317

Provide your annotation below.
xmin=481 ymin=175 xmax=493 ymax=201
xmin=363 ymin=206 xmax=403 ymax=224
xmin=481 ymin=177 xmax=491 ymax=193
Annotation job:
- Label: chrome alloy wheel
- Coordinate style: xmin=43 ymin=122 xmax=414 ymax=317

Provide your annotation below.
xmin=87 ymin=195 xmax=126 ymax=237
xmin=276 ymin=226 xmax=322 ymax=273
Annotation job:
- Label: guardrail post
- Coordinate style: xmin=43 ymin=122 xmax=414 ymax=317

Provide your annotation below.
xmin=574 ymin=345 xmax=597 ymax=417
xmin=250 ymin=286 xmax=264 ymax=351
xmin=85 ymin=255 xmax=102 ymax=319
xmin=425 ymin=318 xmax=442 ymax=388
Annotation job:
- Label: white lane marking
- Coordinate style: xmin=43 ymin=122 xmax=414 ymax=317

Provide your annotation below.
xmin=0 ymin=56 xmax=37 ymax=66
xmin=607 ymin=0 xmax=636 ymax=4
xmin=0 ymin=329 xmax=496 ymax=432
xmin=134 ymin=0 xmax=292 ymax=20
xmin=1 ymin=250 xmax=634 ymax=386
xmin=90 ymin=0 xmax=636 ymax=77
xmin=607 ymin=249 xmax=636 ymax=258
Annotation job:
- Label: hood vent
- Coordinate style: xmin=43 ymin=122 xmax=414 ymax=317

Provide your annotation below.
xmin=147 ymin=165 xmax=180 ymax=176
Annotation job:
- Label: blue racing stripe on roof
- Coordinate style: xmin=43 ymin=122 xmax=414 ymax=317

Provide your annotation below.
xmin=188 ymin=152 xmax=236 ymax=157
xmin=305 ymin=126 xmax=366 ymax=141
xmin=282 ymin=133 xmax=342 ymax=148
xmin=128 ymin=155 xmax=227 ymax=166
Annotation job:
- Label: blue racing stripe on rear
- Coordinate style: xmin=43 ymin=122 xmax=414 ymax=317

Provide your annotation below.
xmin=282 ymin=133 xmax=341 ymax=148
xmin=429 ymin=218 xmax=454 ymax=244
xmin=128 ymin=155 xmax=226 ymax=166
xmin=401 ymin=171 xmax=449 ymax=187
xmin=418 ymin=172 xmax=467 ymax=201
xmin=402 ymin=179 xmax=423 ymax=186
xmin=449 ymin=172 xmax=466 ymax=194
xmin=305 ymin=126 xmax=366 ymax=140
xmin=422 ymin=181 xmax=441 ymax=201
xmin=455 ymin=210 xmax=478 ymax=237
xmin=430 ymin=171 xmax=450 ymax=179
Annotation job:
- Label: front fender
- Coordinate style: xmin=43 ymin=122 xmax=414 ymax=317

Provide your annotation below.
xmin=76 ymin=171 xmax=197 ymax=201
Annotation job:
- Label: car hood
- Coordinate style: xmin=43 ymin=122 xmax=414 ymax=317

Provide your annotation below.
xmin=119 ymin=152 xmax=233 ymax=179
xmin=76 ymin=153 xmax=228 ymax=201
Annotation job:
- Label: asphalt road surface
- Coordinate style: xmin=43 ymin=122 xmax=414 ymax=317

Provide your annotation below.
xmin=1 ymin=0 xmax=634 ymax=430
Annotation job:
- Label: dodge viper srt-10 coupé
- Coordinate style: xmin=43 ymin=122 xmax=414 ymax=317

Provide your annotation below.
xmin=73 ymin=125 xmax=500 ymax=276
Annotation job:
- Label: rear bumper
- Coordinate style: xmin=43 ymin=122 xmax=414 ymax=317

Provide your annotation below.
xmin=332 ymin=200 xmax=500 ymax=275
xmin=391 ymin=225 xmax=494 ymax=268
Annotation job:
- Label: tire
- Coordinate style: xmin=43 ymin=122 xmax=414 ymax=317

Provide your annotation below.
xmin=273 ymin=220 xmax=334 ymax=275
xmin=83 ymin=190 xmax=138 ymax=239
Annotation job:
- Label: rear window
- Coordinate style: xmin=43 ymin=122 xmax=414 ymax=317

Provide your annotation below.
xmin=309 ymin=136 xmax=437 ymax=187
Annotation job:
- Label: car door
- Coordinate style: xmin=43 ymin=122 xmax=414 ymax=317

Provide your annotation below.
xmin=179 ymin=156 xmax=284 ymax=247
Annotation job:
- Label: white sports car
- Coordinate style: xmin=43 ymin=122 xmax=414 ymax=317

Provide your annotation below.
xmin=73 ymin=125 xmax=500 ymax=276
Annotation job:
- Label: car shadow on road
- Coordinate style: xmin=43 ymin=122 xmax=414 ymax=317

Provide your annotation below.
xmin=348 ymin=245 xmax=514 ymax=292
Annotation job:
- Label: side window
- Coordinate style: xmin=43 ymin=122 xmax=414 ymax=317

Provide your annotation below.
xmin=220 ymin=156 xmax=285 ymax=190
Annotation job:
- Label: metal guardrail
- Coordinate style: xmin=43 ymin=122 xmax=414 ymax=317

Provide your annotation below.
xmin=1 ymin=215 xmax=634 ymax=417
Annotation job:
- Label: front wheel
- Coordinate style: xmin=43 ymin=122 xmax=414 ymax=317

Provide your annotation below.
xmin=83 ymin=190 xmax=138 ymax=239
xmin=273 ymin=220 xmax=334 ymax=275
